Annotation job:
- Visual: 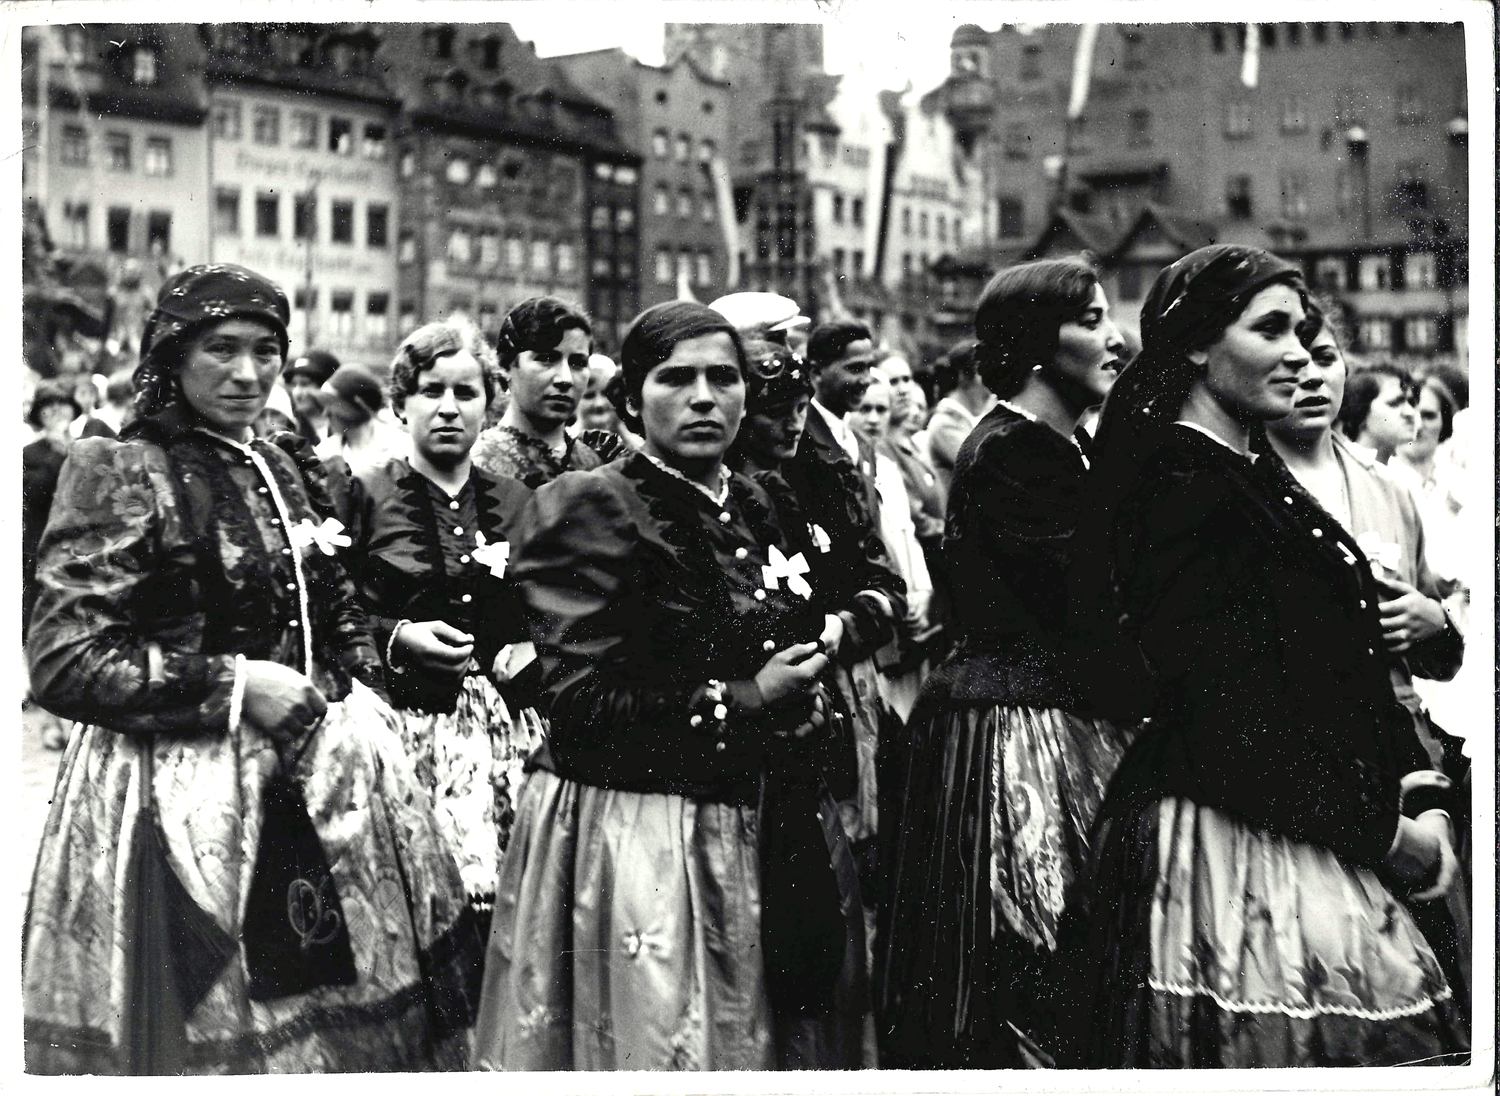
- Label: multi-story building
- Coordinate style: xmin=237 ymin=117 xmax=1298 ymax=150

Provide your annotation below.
xmin=200 ymin=24 xmax=402 ymax=365
xmin=22 ymin=24 xmax=211 ymax=358
xmin=551 ymin=48 xmax=731 ymax=316
xmin=936 ymin=21 xmax=1470 ymax=366
xmin=379 ymin=24 xmax=638 ymax=352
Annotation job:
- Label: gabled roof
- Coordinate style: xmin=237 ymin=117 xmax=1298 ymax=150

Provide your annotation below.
xmin=1104 ymin=201 xmax=1220 ymax=260
xmin=1020 ymin=208 xmax=1121 ymax=260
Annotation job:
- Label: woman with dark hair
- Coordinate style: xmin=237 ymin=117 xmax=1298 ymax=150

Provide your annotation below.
xmin=1336 ymin=361 xmax=1418 ymax=463
xmin=474 ymin=303 xmax=865 ymax=1070
xmin=471 ymin=296 xmax=601 ymax=487
xmin=23 ymin=265 xmax=483 ymax=1073
xmin=1062 ymin=245 xmax=1465 ymax=1067
xmin=342 ymin=318 xmax=544 ymax=939
xmin=876 ymin=258 xmax=1132 ymax=1068
xmin=925 ymin=340 xmax=996 ymax=494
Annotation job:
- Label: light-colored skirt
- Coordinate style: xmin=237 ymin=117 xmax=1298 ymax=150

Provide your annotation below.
xmin=393 ymin=673 xmax=545 ymax=906
xmin=1078 ymin=796 xmax=1468 ymax=1067
xmin=473 ymin=769 xmax=774 ymax=1071
xmin=24 ymin=681 xmax=479 ymax=1074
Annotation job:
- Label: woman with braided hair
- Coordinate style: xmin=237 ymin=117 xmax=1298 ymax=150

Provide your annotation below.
xmin=875 ymin=258 xmax=1133 ymax=1068
xmin=1059 ymin=244 xmax=1466 ymax=1067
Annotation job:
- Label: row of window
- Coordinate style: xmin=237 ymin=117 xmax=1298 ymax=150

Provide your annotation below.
xmin=213 ymin=188 xmax=389 ymax=247
xmin=58 ymin=126 xmax=174 ymax=175
xmin=54 ymin=28 xmax=160 ymax=85
xmin=652 ymin=248 xmax=715 ymax=287
xmin=58 ymin=202 xmax=172 ymax=255
xmin=1209 ymin=22 xmax=1438 ymax=54
xmin=421 ymin=229 xmax=579 ymax=279
xmin=1355 ymin=315 xmax=1443 ymax=351
xmin=291 ymin=287 xmax=393 ymax=342
xmin=1223 ymin=163 xmax=1434 ymax=222
xmin=649 ymin=87 xmax=719 ymax=116
xmin=897 ymin=207 xmax=964 ymax=247
xmin=211 ymin=100 xmax=389 ymax=159
xmin=651 ymin=185 xmax=714 ymax=223
xmin=830 ymin=193 xmax=866 ymax=227
xmin=1308 ymin=251 xmax=1441 ymax=292
xmin=650 ymin=131 xmax=718 ymax=164
xmin=1225 ymin=86 xmax=1434 ymax=138
xmin=590 ymin=203 xmax=638 ymax=231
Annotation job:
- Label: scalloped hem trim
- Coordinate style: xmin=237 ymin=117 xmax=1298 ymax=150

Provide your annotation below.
xmin=1147 ymin=976 xmax=1453 ymax=1022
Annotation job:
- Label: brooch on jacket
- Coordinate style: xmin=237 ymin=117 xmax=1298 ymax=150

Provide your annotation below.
xmin=808 ymin=523 xmax=832 ymax=554
xmin=290 ymin=517 xmax=352 ymax=556
xmin=763 ymin=545 xmax=813 ymax=600
xmin=472 ymin=529 xmax=511 ymax=578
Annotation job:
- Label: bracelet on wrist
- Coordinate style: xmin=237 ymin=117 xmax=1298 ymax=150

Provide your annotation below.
xmin=386 ymin=619 xmax=412 ymax=675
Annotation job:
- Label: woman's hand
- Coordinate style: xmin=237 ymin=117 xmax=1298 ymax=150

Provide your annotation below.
xmin=753 ymin=642 xmax=829 ymax=707
xmin=774 ymin=684 xmax=832 ymax=740
xmin=818 ymin=614 xmax=845 ymax=659
xmin=1383 ymin=812 xmax=1457 ymax=900
xmin=241 ymin=659 xmax=327 ymax=746
xmin=394 ymin=620 xmax=474 ymax=678
xmin=491 ymin=641 xmax=537 ymax=683
xmin=1377 ymin=575 xmax=1448 ymax=653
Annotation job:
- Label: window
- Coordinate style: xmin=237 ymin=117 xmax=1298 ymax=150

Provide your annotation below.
xmin=447 ymin=229 xmax=472 ymax=264
xmin=674 ymin=133 xmax=691 ymax=162
xmin=696 ymin=251 xmax=711 ymax=285
xmin=288 ymin=111 xmax=317 ymax=150
xmin=832 ymin=248 xmax=845 ymax=276
xmin=999 ymin=196 xmax=1024 ymax=238
xmin=1396 ymin=86 xmax=1426 ymax=124
xmin=918 ymin=211 xmax=929 ymax=239
xmin=1223 ymin=175 xmax=1253 ymax=220
xmin=592 ymin=256 xmax=612 ymax=279
xmin=1312 ymin=23 xmax=1328 ymax=44
xmin=1405 ymin=251 xmax=1437 ymax=289
xmin=1314 ymin=257 xmax=1347 ymax=290
xmin=136 ymin=136 xmax=171 ymax=178
xmin=60 ymin=124 xmax=89 ymax=165
xmin=294 ymin=194 xmax=317 ymax=241
xmin=655 ymin=247 xmax=673 ymax=284
xmin=531 ymin=240 xmax=550 ymax=275
xmin=366 ymin=203 xmax=389 ymax=249
xmin=619 ymin=205 xmax=637 ymax=230
xmin=62 ymin=25 xmax=89 ymax=63
xmin=615 ymin=165 xmax=638 ymax=186
xmin=852 ymin=249 xmax=865 ymax=275
xmin=295 ymin=289 xmax=319 ymax=322
xmin=399 ymin=300 xmax=417 ymax=335
xmin=1003 ymin=123 xmax=1030 ymax=161
xmin=212 ymin=100 xmax=242 ymax=140
xmin=1359 ymin=254 xmax=1391 ymax=290
xmin=591 ymin=205 xmax=611 ymax=230
xmin=1211 ymin=27 xmax=1226 ymax=53
xmin=146 ymin=211 xmax=171 ymax=255
xmin=446 ymin=157 xmax=471 ymax=185
xmin=214 ymin=187 xmax=241 ymax=235
xmin=1404 ymin=316 xmax=1437 ymax=350
xmin=107 ymin=207 xmax=130 ymax=253
xmin=1359 ymin=317 xmax=1392 ymax=349
xmin=937 ymin=214 xmax=947 ymax=243
xmin=900 ymin=206 xmax=912 ymax=234
xmin=653 ymin=185 xmax=669 ymax=215
xmin=1279 ymin=97 xmax=1308 ymax=134
xmin=365 ymin=292 xmax=390 ymax=342
xmin=1128 ymin=109 xmax=1153 ymax=147
xmin=330 ymin=292 xmax=354 ymax=338
xmin=652 ymin=129 xmax=669 ymax=158
xmin=476 ymin=163 xmax=497 ymax=189
xmin=700 ymin=138 xmax=717 ymax=163
xmin=328 ymin=117 xmax=354 ymax=156
xmin=556 ymin=242 xmax=576 ymax=276
xmin=1288 ymin=23 xmax=1303 ymax=47
xmin=479 ymin=232 xmax=499 ymax=267
xmin=330 ymin=200 xmax=354 ymax=245
xmin=676 ymin=250 xmax=693 ymax=285
xmin=593 ymin=162 xmax=614 ymax=182
xmin=424 ymin=27 xmax=453 ymax=60
xmin=901 ymin=253 xmax=912 ymax=281
xmin=832 ymin=194 xmax=846 ymax=224
xmin=63 ymin=202 xmax=88 ymax=248
xmin=852 ymin=198 xmax=865 ymax=227
xmin=132 ymin=47 xmax=158 ymax=86
xmin=362 ymin=123 xmax=387 ymax=160
xmin=400 ymin=149 xmax=418 ymax=178
xmin=954 ymin=218 xmax=963 ymax=246
xmin=398 ymin=231 xmax=416 ymax=265
xmin=1279 ymin=170 xmax=1309 ymax=219
xmin=105 ymin=132 xmax=131 ymax=171
xmin=255 ymin=192 xmax=279 ymax=237
xmin=1224 ymin=100 xmax=1253 ymax=138
xmin=252 ymin=106 xmax=280 ymax=146
xmin=505 ymin=236 xmax=524 ymax=269
xmin=677 ymin=188 xmax=693 ymax=219
xmin=1021 ymin=44 xmax=1042 ymax=80
xmin=1335 ymin=166 xmax=1356 ymax=216
xmin=478 ymin=303 xmax=498 ymax=335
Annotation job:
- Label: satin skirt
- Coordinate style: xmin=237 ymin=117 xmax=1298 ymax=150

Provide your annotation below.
xmin=1068 ymin=796 xmax=1469 ymax=1067
xmin=877 ymin=702 xmax=1132 ymax=1067
xmin=23 ymin=681 xmax=481 ymax=1074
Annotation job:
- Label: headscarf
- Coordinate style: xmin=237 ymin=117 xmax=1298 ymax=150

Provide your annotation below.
xmin=133 ymin=264 xmax=291 ymax=421
xmin=743 ymin=341 xmax=813 ymax=414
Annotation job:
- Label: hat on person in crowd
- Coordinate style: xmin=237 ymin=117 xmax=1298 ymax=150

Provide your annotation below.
xmin=283 ymin=348 xmax=341 ymax=387
xmin=742 ymin=339 xmax=813 ymax=413
xmin=319 ymin=363 xmax=385 ymax=423
xmin=707 ymin=292 xmax=810 ymax=340
xmin=28 ymin=377 xmax=84 ymax=429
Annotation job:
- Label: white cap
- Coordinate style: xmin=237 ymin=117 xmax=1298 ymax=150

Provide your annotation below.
xmin=707 ymin=292 xmax=810 ymax=335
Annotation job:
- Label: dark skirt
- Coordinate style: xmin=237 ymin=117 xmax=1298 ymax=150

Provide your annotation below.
xmin=876 ymin=700 xmax=1132 ymax=1067
xmin=1060 ymin=796 xmax=1469 ymax=1067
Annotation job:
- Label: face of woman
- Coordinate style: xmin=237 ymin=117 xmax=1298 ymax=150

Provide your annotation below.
xmin=854 ymin=378 xmax=893 ymax=441
xmin=1360 ymin=375 xmax=1417 ymax=456
xmin=637 ymin=333 xmax=745 ymax=467
xmin=877 ymin=357 xmax=919 ymax=424
xmin=177 ymin=318 xmax=283 ymax=435
xmin=1274 ymin=325 xmax=1346 ymax=440
xmin=404 ymin=351 xmax=488 ymax=469
xmin=1402 ymin=384 xmax=1445 ymax=461
xmin=1049 ymin=283 xmax=1126 ymax=408
xmin=37 ymin=401 xmax=75 ymax=436
xmin=506 ymin=327 xmax=591 ymax=429
xmin=741 ymin=396 xmax=810 ymax=464
xmin=287 ymin=375 xmax=324 ymax=420
xmin=1188 ymin=284 xmax=1308 ymax=424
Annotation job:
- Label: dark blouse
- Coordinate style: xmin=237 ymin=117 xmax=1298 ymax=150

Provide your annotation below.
xmin=925 ymin=403 xmax=1086 ymax=708
xmin=27 ymin=408 xmax=382 ymax=735
xmin=1071 ymin=427 xmax=1427 ymax=869
xmin=513 ymin=452 xmax=828 ymax=804
xmin=345 ymin=457 xmax=533 ymax=714
xmin=470 ymin=423 xmax=603 ymax=490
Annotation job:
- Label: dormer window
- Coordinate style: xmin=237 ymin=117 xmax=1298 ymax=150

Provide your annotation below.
xmin=131 ymin=46 xmax=159 ymax=86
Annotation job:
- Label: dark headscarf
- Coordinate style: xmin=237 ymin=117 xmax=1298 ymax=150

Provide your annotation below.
xmin=618 ymin=301 xmax=747 ymax=404
xmin=742 ymin=340 xmax=813 ymax=414
xmin=133 ymin=264 xmax=291 ymax=421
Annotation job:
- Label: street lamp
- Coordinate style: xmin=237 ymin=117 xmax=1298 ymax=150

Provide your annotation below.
xmin=1344 ymin=125 xmax=1372 ymax=242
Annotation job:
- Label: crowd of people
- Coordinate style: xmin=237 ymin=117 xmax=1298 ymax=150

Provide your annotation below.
xmin=18 ymin=244 xmax=1476 ymax=1074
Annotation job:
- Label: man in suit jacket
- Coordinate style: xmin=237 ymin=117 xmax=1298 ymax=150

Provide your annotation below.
xmin=802 ymin=320 xmax=884 ymax=518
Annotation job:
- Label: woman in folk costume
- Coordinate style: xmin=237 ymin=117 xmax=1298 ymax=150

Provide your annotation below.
xmin=474 ymin=302 xmax=866 ymax=1070
xmin=1060 ymin=245 xmax=1466 ymax=1066
xmin=342 ymin=319 xmax=545 ymax=941
xmin=22 ymin=265 xmax=483 ymax=1074
xmin=876 ymin=259 xmax=1135 ymax=1068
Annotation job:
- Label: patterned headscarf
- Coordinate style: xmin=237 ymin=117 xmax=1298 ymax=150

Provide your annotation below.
xmin=133 ymin=264 xmax=291 ymax=420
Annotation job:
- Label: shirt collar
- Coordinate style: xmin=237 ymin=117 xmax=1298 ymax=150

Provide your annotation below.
xmin=1173 ymin=419 xmax=1255 ymax=461
xmin=641 ymin=451 xmax=731 ymax=506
